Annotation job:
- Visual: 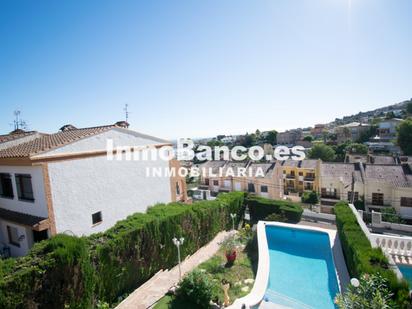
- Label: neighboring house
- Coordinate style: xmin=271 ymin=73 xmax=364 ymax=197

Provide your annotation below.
xmin=0 ymin=130 xmax=44 ymax=150
xmin=377 ymin=118 xmax=403 ymax=141
xmin=0 ymin=122 xmax=186 ymax=256
xmin=276 ymin=129 xmax=302 ymax=145
xmin=198 ymin=160 xmax=282 ymax=200
xmin=243 ymin=162 xmax=282 ymax=199
xmin=311 ymin=124 xmax=327 ymax=139
xmin=334 ymin=122 xmax=371 ymax=143
xmin=363 ymin=164 xmax=412 ymax=217
xmin=281 ymin=159 xmax=320 ymax=198
xmin=320 ymin=163 xmax=364 ymax=206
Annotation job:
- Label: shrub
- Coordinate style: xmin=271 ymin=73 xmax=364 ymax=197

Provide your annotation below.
xmin=265 ymin=213 xmax=287 ymax=222
xmin=0 ymin=234 xmax=94 ymax=309
xmin=335 ymin=202 xmax=410 ymax=307
xmin=0 ymin=192 xmax=245 ymax=308
xmin=301 ymin=191 xmax=319 ymax=204
xmin=354 ymin=199 xmax=365 ymax=211
xmin=176 ymin=270 xmax=215 ymax=308
xmin=246 ymin=195 xmax=303 ymax=223
xmin=335 ymin=274 xmax=394 ymax=309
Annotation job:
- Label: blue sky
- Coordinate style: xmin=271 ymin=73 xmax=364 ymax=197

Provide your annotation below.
xmin=0 ymin=0 xmax=411 ymax=139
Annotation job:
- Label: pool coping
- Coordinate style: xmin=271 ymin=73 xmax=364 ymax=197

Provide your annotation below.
xmin=228 ymin=221 xmax=350 ymax=309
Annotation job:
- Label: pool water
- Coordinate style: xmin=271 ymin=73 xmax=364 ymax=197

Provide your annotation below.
xmin=398 ymin=264 xmax=412 ymax=287
xmin=262 ymin=225 xmax=339 ymax=309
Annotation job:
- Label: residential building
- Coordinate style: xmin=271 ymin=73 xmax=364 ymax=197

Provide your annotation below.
xmin=320 ymin=163 xmax=364 ymax=206
xmin=377 ymin=118 xmax=403 ymax=141
xmin=311 ymin=124 xmax=327 ymax=139
xmin=281 ymin=159 xmax=321 ymax=199
xmin=276 ymin=129 xmax=302 ymax=145
xmin=363 ymin=164 xmax=412 ymax=218
xmin=199 ymin=160 xmax=282 ymax=200
xmin=0 ymin=122 xmax=186 ymax=256
xmin=334 ymin=122 xmax=371 ymax=143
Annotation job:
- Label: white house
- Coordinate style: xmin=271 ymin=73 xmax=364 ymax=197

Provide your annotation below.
xmin=0 ymin=122 xmax=186 ymax=256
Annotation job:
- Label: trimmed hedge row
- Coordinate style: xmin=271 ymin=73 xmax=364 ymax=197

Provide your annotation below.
xmin=335 ymin=201 xmax=410 ymax=308
xmin=246 ymin=195 xmax=303 ymax=223
xmin=0 ymin=192 xmax=245 ymax=308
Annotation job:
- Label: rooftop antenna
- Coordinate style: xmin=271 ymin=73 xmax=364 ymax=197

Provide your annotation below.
xmin=123 ymin=104 xmax=130 ymax=123
xmin=12 ymin=110 xmax=28 ymax=131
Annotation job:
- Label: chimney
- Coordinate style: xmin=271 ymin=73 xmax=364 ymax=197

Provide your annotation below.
xmin=60 ymin=124 xmax=77 ymax=132
xmin=114 ymin=121 xmax=130 ymax=128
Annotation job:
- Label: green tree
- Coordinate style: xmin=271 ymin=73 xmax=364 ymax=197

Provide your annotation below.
xmin=385 ymin=111 xmax=395 ymax=119
xmin=397 ymin=118 xmax=412 ymax=155
xmin=303 ymin=135 xmax=313 ymax=142
xmin=333 ymin=141 xmax=351 ymax=162
xmin=240 ymin=133 xmax=257 ymax=147
xmin=308 ymin=144 xmax=336 ymax=161
xmin=335 ymin=274 xmax=394 ymax=309
xmin=301 ymin=191 xmax=319 ymax=204
xmin=357 ymin=125 xmax=377 ymax=143
xmin=346 ymin=143 xmax=368 ymax=155
xmin=264 ymin=130 xmax=277 ymax=144
xmin=406 ymin=101 xmax=412 ymax=114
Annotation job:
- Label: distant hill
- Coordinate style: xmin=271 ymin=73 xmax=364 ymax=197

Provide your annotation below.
xmin=330 ymin=98 xmax=411 ymax=127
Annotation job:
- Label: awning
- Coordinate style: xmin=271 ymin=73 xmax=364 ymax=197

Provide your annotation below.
xmin=0 ymin=208 xmax=50 ymax=231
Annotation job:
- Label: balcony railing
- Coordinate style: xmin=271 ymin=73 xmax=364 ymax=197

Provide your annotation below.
xmin=304 ymin=176 xmax=315 ymax=181
xmin=286 ymin=174 xmax=296 ymax=179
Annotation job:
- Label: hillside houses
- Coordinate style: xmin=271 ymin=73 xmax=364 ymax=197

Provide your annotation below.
xmin=198 ymin=157 xmax=412 ymax=218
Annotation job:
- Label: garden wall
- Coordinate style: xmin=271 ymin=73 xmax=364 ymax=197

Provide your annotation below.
xmin=246 ymin=195 xmax=303 ymax=223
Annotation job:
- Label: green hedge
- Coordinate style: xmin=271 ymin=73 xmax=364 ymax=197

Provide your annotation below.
xmin=335 ymin=201 xmax=410 ymax=307
xmin=0 ymin=192 xmax=245 ymax=308
xmin=246 ymin=195 xmax=303 ymax=223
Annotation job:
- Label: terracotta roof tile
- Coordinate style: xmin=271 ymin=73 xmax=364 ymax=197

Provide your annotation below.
xmin=0 ymin=131 xmax=39 ymax=144
xmin=0 ymin=125 xmax=114 ymax=158
xmin=364 ymin=164 xmax=410 ymax=187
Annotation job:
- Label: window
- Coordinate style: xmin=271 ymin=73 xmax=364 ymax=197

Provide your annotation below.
xmin=213 ymin=180 xmax=219 ymax=186
xmin=15 ymin=174 xmax=34 ymax=201
xmin=205 ymin=178 xmax=209 ymax=185
xmin=0 ymin=173 xmax=14 ymax=198
xmin=7 ymin=226 xmax=20 ymax=247
xmin=347 ymin=191 xmax=359 ymax=202
xmin=372 ymin=193 xmax=384 ymax=206
xmin=248 ymin=183 xmax=255 ymax=193
xmin=298 ymin=172 xmax=303 ymax=176
xmin=92 ymin=211 xmax=103 ymax=225
xmin=321 ymin=188 xmax=337 ymax=198
xmin=305 ymin=183 xmax=313 ymax=190
xmin=401 ymin=197 xmax=412 ymax=208
xmin=176 ymin=182 xmax=181 ymax=195
xmin=261 ymin=185 xmax=268 ymax=193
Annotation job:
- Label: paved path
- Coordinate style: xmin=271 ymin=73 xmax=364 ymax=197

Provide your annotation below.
xmin=116 ymin=231 xmax=232 ymax=309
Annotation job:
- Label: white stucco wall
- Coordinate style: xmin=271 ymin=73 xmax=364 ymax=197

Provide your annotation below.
xmin=32 ymin=128 xmax=169 ymax=158
xmin=47 ymin=153 xmax=173 ymax=236
xmin=0 ymin=165 xmax=48 ymax=218
xmin=0 ymin=219 xmax=34 ymax=256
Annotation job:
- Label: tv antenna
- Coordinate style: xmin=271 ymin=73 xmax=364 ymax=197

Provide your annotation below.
xmin=12 ymin=110 xmax=28 ymax=131
xmin=123 ymin=104 xmax=130 ymax=123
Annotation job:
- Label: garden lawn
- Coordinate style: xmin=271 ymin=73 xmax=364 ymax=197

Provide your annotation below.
xmin=153 ymin=232 xmax=258 ymax=309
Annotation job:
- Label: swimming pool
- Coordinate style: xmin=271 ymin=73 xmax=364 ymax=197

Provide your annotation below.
xmin=398 ymin=264 xmax=412 ymax=287
xmin=263 ymin=225 xmax=339 ymax=308
xmin=229 ymin=222 xmax=347 ymax=309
